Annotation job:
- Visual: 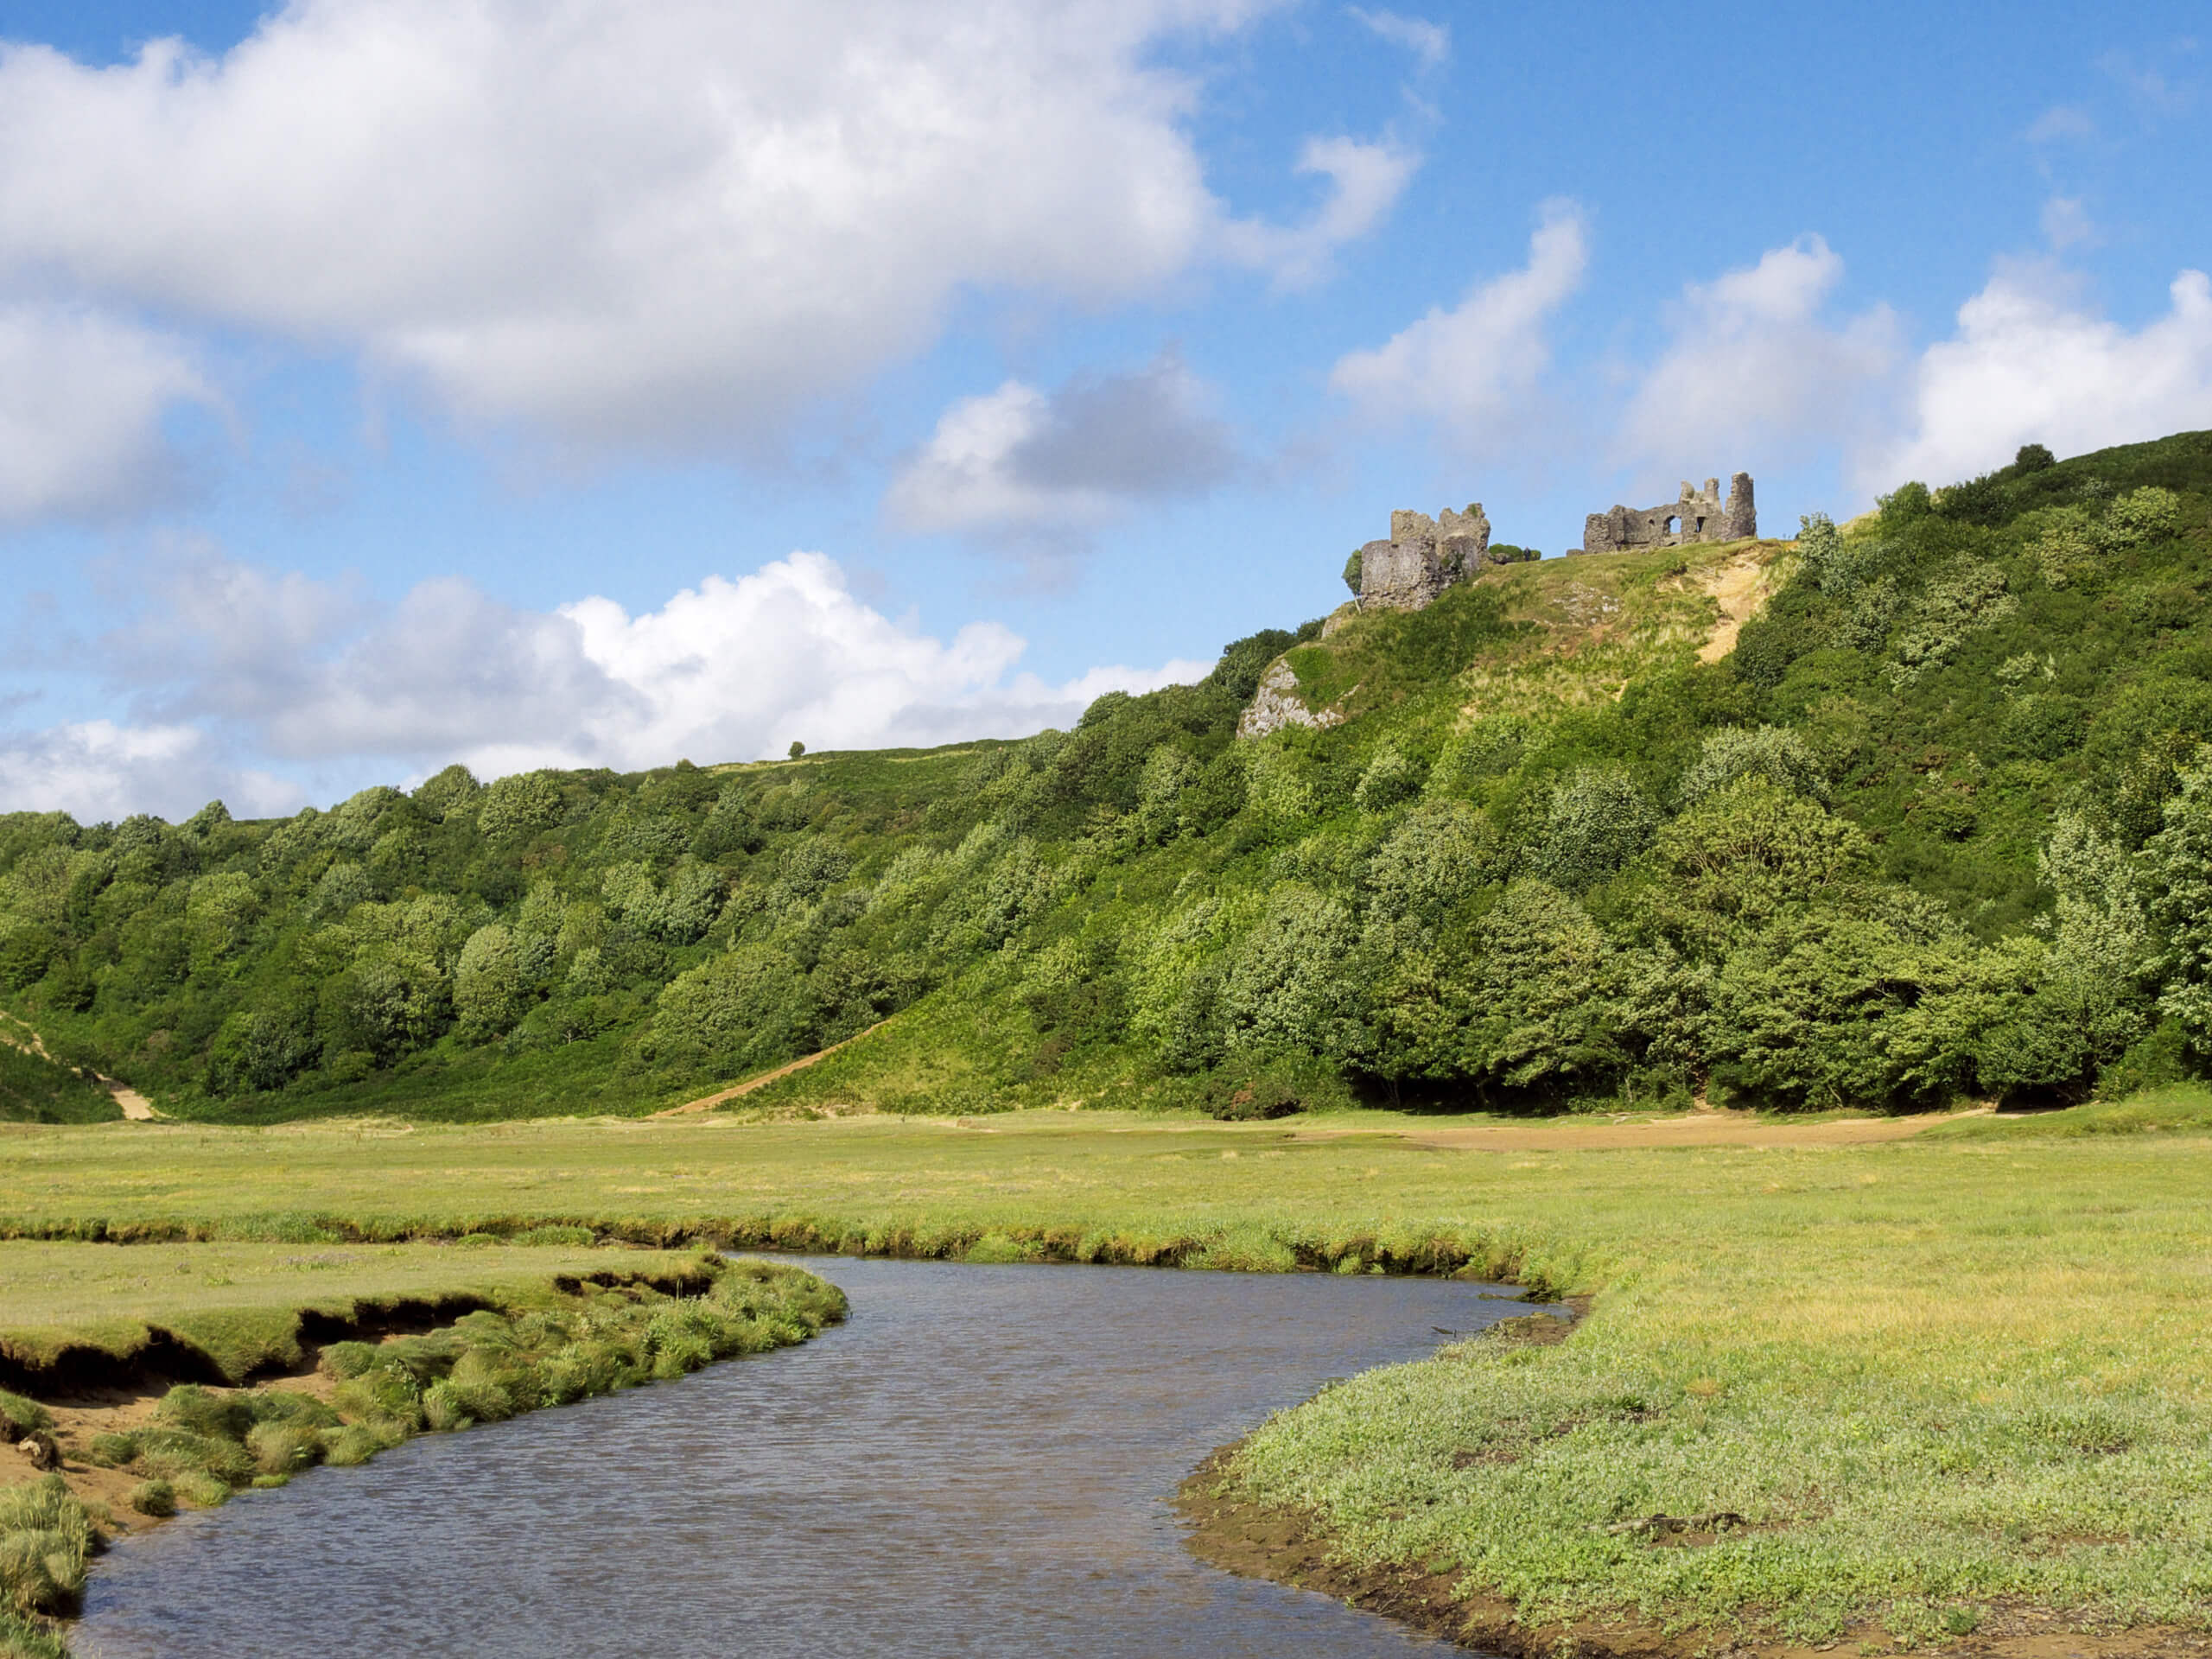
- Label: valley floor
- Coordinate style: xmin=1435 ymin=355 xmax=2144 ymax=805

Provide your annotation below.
xmin=4 ymin=1096 xmax=2212 ymax=1654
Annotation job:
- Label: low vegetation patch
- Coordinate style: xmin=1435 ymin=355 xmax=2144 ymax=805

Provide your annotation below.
xmin=80 ymin=1256 xmax=839 ymax=1494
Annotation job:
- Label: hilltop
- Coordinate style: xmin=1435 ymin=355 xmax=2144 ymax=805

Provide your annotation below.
xmin=3 ymin=429 xmax=2211 ymax=1124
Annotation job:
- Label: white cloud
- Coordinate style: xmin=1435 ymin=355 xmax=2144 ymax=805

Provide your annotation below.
xmin=1 ymin=549 xmax=1213 ymax=817
xmin=0 ymin=720 xmax=300 ymax=823
xmin=1620 ymin=235 xmax=1899 ymax=467
xmin=1866 ymin=264 xmax=2212 ymax=491
xmin=0 ymin=0 xmax=1408 ymax=454
xmin=1222 ymin=136 xmax=1421 ymax=291
xmin=886 ymin=356 xmax=1238 ymax=537
xmin=0 ymin=303 xmax=211 ymax=523
xmin=1329 ymin=200 xmax=1587 ymax=447
xmin=1347 ymin=8 xmax=1448 ymax=68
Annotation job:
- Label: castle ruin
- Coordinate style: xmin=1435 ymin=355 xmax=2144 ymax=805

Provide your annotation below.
xmin=1354 ymin=503 xmax=1492 ymax=610
xmin=1580 ymin=474 xmax=1755 ymax=555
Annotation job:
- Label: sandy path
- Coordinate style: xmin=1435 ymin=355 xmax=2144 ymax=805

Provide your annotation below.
xmin=1296 ymin=1109 xmax=1986 ymax=1154
xmin=0 ymin=1010 xmax=156 ymax=1119
xmin=653 ymin=1019 xmax=893 ymax=1116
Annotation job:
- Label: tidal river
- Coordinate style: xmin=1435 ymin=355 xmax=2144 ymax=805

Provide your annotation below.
xmin=77 ymin=1255 xmax=1530 ymax=1656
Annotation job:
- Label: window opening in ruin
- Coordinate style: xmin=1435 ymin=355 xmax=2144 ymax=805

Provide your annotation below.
xmin=1664 ymin=516 xmax=1680 ymax=536
xmin=1694 ymin=517 xmax=1705 ymax=532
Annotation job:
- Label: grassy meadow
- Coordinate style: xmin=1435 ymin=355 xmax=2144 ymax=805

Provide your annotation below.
xmin=0 ymin=1237 xmax=701 ymax=1383
xmin=6 ymin=1096 xmax=2212 ymax=1645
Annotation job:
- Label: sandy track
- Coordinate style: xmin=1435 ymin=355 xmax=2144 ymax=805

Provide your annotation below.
xmin=0 ymin=1011 xmax=155 ymax=1119
xmin=653 ymin=1019 xmax=893 ymax=1116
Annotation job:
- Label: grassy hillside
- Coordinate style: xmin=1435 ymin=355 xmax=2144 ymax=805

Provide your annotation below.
xmin=0 ymin=1017 xmax=118 ymax=1125
xmin=3 ymin=430 xmax=2211 ymax=1122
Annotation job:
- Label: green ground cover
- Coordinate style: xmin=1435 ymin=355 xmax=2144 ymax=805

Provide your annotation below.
xmin=6 ymin=1099 xmax=2212 ymax=1640
xmin=0 ymin=1238 xmax=696 ymax=1382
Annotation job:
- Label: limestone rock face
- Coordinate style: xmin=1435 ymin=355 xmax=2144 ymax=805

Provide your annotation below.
xmin=1357 ymin=502 xmax=1491 ymax=611
xmin=1236 ymin=659 xmax=1344 ymax=740
xmin=1580 ymin=472 xmax=1756 ymax=555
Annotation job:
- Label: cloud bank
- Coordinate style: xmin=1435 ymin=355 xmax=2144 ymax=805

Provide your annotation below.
xmin=0 ymin=550 xmax=1212 ymax=821
xmin=1869 ymin=264 xmax=2212 ymax=492
xmin=0 ymin=0 xmax=1412 ymax=468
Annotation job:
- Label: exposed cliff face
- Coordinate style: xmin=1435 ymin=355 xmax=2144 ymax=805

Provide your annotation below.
xmin=1236 ymin=659 xmax=1344 ymax=739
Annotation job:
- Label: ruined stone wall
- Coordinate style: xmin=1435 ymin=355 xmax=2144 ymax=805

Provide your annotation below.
xmin=1580 ymin=471 xmax=1756 ymax=555
xmin=1359 ymin=502 xmax=1492 ymax=610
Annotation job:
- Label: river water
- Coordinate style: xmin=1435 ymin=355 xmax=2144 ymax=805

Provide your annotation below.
xmin=77 ymin=1256 xmax=1529 ymax=1657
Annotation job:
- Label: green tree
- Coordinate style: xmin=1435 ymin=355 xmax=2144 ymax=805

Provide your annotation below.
xmin=186 ymin=872 xmax=260 ymax=972
xmin=1533 ymin=768 xmax=1656 ymax=890
xmin=454 ymin=925 xmax=525 ymax=1038
xmin=2145 ymin=753 xmax=2212 ymax=1050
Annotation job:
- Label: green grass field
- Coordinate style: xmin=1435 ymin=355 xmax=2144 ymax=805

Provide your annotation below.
xmin=6 ymin=1096 xmax=2212 ymax=1646
xmin=0 ymin=1237 xmax=698 ymax=1383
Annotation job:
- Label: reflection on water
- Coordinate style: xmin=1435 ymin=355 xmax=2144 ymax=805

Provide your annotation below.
xmin=79 ymin=1255 xmax=1524 ymax=1657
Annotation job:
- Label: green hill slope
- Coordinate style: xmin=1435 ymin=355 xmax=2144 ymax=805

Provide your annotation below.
xmin=5 ymin=430 xmax=2212 ymax=1123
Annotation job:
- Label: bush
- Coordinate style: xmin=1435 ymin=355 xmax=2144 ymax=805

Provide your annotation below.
xmin=1679 ymin=726 xmax=1826 ymax=805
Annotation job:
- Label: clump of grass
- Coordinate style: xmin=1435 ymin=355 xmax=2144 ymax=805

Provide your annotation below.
xmin=124 ymin=1480 xmax=174 ymax=1518
xmin=0 ymin=1605 xmax=72 ymax=1659
xmin=511 ymin=1225 xmax=595 ymax=1247
xmin=0 ymin=1392 xmax=48 ymax=1439
xmin=0 ymin=1477 xmax=91 ymax=1616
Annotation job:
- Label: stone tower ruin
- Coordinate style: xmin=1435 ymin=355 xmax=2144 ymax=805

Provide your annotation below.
xmin=1355 ymin=503 xmax=1492 ymax=611
xmin=1580 ymin=473 xmax=1755 ymax=556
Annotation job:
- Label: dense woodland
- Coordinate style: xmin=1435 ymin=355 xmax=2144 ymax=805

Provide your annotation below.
xmin=5 ymin=431 xmax=2212 ymax=1124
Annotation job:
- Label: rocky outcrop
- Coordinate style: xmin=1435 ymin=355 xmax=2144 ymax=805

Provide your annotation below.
xmin=1580 ymin=473 xmax=1755 ymax=555
xmin=1236 ymin=660 xmax=1343 ymax=740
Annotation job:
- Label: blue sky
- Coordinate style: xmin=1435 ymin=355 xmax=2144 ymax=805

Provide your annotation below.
xmin=1 ymin=0 xmax=2208 ymax=819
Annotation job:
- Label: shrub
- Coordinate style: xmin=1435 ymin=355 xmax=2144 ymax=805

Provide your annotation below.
xmin=2104 ymin=485 xmax=2182 ymax=547
xmin=1353 ymin=746 xmax=1423 ymax=812
xmin=1680 ymin=726 xmax=1826 ymax=806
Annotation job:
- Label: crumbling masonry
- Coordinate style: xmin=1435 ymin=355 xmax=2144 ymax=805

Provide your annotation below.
xmin=1580 ymin=474 xmax=1755 ymax=555
xmin=1355 ymin=503 xmax=1492 ymax=610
